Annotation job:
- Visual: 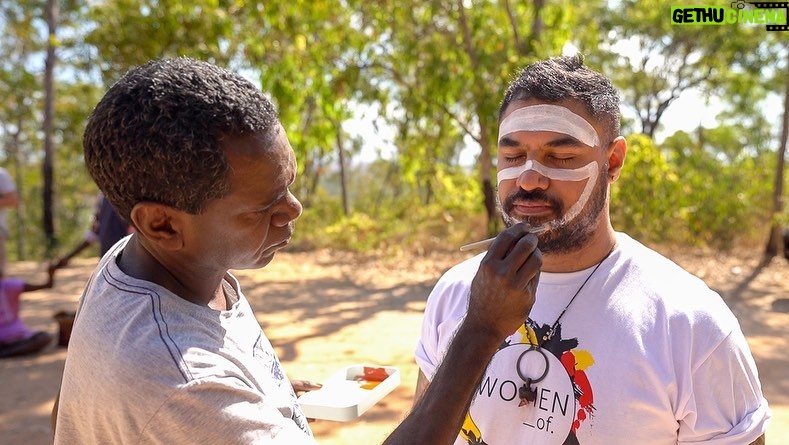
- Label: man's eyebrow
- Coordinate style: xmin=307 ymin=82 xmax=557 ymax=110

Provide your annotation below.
xmin=544 ymin=136 xmax=587 ymax=149
xmin=498 ymin=136 xmax=520 ymax=147
xmin=498 ymin=134 xmax=590 ymax=149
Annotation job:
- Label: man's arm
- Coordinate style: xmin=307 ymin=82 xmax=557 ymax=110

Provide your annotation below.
xmin=384 ymin=222 xmax=542 ymax=444
xmin=23 ymin=263 xmax=56 ymax=292
xmin=749 ymin=434 xmax=765 ymax=445
xmin=384 ymin=323 xmax=504 ymax=444
xmin=51 ymin=239 xmax=93 ymax=269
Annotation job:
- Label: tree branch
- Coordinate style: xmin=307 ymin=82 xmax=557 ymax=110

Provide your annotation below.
xmin=502 ymin=0 xmax=521 ymax=50
xmin=362 ymin=60 xmax=482 ymax=145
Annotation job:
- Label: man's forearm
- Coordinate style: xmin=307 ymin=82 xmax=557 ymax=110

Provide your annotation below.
xmin=383 ymin=324 xmax=499 ymax=445
xmin=384 ymin=224 xmax=541 ymax=444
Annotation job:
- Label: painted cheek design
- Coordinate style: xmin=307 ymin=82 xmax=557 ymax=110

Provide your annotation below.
xmin=497 ymin=160 xmax=599 ymax=227
xmin=497 ymin=160 xmax=596 ymax=185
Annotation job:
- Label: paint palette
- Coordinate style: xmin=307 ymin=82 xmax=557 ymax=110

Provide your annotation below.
xmin=297 ymin=364 xmax=400 ymax=422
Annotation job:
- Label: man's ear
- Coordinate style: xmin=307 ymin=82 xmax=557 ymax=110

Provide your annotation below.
xmin=606 ymin=136 xmax=627 ymax=182
xmin=128 ymin=202 xmax=185 ymax=251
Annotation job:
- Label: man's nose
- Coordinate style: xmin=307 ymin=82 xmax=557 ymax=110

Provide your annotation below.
xmin=271 ymin=192 xmax=303 ymax=227
xmin=516 ymin=168 xmax=549 ymax=191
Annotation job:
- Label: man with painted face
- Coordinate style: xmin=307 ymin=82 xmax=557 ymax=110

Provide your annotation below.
xmin=414 ymin=55 xmax=770 ymax=445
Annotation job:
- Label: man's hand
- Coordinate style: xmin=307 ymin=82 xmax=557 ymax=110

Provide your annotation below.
xmin=466 ymin=223 xmax=542 ymax=340
xmin=290 ymin=379 xmax=322 ymax=397
xmin=383 ymin=223 xmax=541 ymax=445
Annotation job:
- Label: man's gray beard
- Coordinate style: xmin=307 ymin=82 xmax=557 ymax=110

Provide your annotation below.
xmin=496 ymin=179 xmax=608 ymax=255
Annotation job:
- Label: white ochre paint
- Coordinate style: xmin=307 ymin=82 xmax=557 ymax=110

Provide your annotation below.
xmin=498 ymin=104 xmax=600 ymax=147
xmin=497 ymin=160 xmax=599 ymax=227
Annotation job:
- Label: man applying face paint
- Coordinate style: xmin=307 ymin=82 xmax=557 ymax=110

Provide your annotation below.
xmin=414 ymin=55 xmax=770 ymax=445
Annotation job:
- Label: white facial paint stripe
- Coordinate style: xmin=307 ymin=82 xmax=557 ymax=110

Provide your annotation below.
xmin=498 ymin=104 xmax=600 ymax=147
xmin=497 ymin=160 xmax=600 ymax=227
xmin=560 ymin=162 xmax=598 ymax=225
xmin=497 ymin=160 xmax=595 ymax=184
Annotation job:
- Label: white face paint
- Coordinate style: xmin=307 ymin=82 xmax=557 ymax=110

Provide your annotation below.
xmin=496 ymin=103 xmax=603 ymax=230
xmin=498 ymin=104 xmax=600 ymax=148
xmin=497 ymin=159 xmax=599 ymax=228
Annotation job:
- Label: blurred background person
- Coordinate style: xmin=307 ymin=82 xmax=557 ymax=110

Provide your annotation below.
xmin=0 ymin=263 xmax=57 ymax=358
xmin=0 ymin=167 xmax=19 ymax=276
xmin=53 ymin=193 xmax=132 ymax=268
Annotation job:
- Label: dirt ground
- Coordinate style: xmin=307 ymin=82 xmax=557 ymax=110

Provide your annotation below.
xmin=1 ymin=245 xmax=787 ymax=444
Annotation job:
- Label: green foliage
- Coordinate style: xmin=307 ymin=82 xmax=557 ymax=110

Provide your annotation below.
xmin=661 ymin=126 xmax=774 ymax=250
xmin=613 ymin=127 xmax=775 ymax=251
xmin=611 ymin=134 xmax=681 ymax=244
xmin=293 ymin=161 xmax=485 ymax=253
xmin=84 ymin=0 xmax=242 ymax=83
xmin=0 ymin=0 xmax=785 ymax=258
xmin=585 ymin=0 xmax=780 ymax=139
xmin=0 ymin=0 xmax=101 ymax=260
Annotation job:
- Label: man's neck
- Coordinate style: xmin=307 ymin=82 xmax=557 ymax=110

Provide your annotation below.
xmin=117 ymin=235 xmax=228 ymax=309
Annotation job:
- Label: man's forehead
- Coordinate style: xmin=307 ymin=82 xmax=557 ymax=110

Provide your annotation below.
xmin=498 ymin=102 xmax=601 ymax=148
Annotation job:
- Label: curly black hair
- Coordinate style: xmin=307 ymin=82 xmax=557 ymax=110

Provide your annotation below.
xmin=499 ymin=54 xmax=621 ymax=143
xmin=83 ymin=57 xmax=280 ymax=222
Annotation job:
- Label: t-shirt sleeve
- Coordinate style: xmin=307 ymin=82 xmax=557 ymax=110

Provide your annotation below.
xmin=0 ymin=169 xmax=16 ymax=194
xmin=139 ymin=378 xmax=318 ymax=445
xmin=414 ymin=279 xmax=445 ymax=379
xmin=676 ymin=326 xmax=771 ymax=444
xmin=415 ymin=255 xmax=482 ymax=381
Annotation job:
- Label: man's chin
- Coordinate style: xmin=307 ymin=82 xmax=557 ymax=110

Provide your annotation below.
xmin=255 ymin=252 xmax=278 ymax=269
xmin=502 ymin=213 xmax=554 ymax=229
xmin=233 ymin=252 xmax=277 ymax=271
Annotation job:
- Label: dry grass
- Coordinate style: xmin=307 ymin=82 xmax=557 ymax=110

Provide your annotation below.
xmin=1 ymin=244 xmax=787 ymax=443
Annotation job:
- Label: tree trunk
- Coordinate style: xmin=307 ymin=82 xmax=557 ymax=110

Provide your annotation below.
xmin=478 ymin=126 xmax=497 ymax=236
xmin=335 ymin=127 xmax=350 ymax=217
xmin=42 ymin=0 xmax=58 ymax=254
xmin=7 ymin=121 xmax=25 ymax=260
xmin=765 ymin=45 xmax=789 ymax=258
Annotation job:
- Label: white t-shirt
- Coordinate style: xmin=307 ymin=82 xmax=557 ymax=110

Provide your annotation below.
xmin=0 ymin=167 xmax=16 ymax=237
xmin=415 ymin=233 xmax=771 ymax=445
xmin=55 ymin=239 xmax=316 ymax=444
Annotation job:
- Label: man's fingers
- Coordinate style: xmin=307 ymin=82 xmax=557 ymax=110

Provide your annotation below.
xmin=516 ymin=247 xmax=543 ymax=288
xmin=291 ymin=379 xmax=323 ymax=393
xmin=485 ymin=223 xmax=535 ymax=260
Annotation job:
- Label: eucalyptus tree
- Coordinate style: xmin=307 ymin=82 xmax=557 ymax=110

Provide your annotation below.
xmin=581 ymin=0 xmax=785 ymax=252
xmin=239 ymin=0 xmax=369 ymax=213
xmin=0 ymin=0 xmax=46 ymax=258
xmin=353 ymin=0 xmax=593 ymax=235
xmin=42 ymin=0 xmax=58 ymax=252
xmin=766 ymin=43 xmax=788 ymax=257
xmin=1 ymin=0 xmax=108 ymax=259
xmin=84 ymin=0 xmax=371 ymax=216
xmin=83 ymin=0 xmax=244 ymax=83
xmin=583 ymin=0 xmax=777 ymax=139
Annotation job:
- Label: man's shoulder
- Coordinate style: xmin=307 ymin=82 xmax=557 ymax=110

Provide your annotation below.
xmin=441 ymin=252 xmax=486 ymax=281
xmin=613 ymin=232 xmax=732 ymax=318
xmin=425 ymin=253 xmax=485 ymax=311
xmin=614 ymin=232 xmax=697 ymax=278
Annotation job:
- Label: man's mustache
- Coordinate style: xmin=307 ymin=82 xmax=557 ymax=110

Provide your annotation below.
xmin=502 ymin=189 xmax=563 ymax=215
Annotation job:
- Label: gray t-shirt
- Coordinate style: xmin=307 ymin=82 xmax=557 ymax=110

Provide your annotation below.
xmin=54 ymin=239 xmax=316 ymax=444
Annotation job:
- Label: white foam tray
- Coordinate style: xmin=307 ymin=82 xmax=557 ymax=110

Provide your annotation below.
xmin=297 ymin=364 xmax=400 ymax=422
